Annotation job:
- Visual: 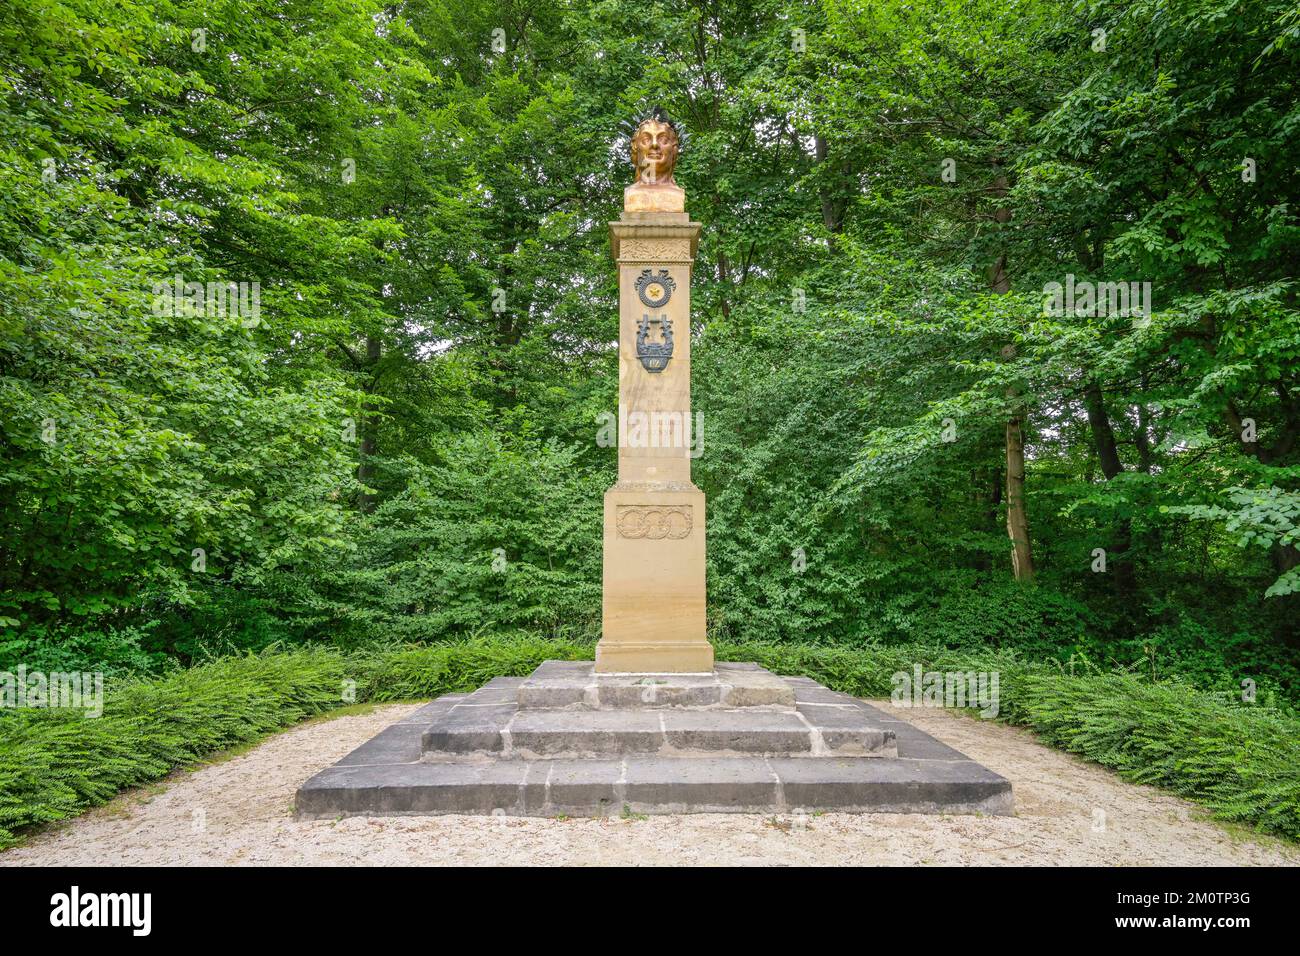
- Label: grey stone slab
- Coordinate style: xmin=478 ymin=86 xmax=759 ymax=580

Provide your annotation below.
xmin=784 ymin=679 xmax=866 ymax=707
xmin=772 ymin=757 xmax=1012 ymax=814
xmin=423 ymin=693 xmax=897 ymax=759
xmin=336 ymin=723 xmax=425 ymax=766
xmin=882 ymin=721 xmax=971 ymax=761
xmin=459 ymin=676 xmax=525 ymax=704
xmin=531 ymin=759 xmax=622 ymax=815
xmin=623 ymin=757 xmax=780 ymax=812
xmin=421 ymin=702 xmax=516 ymax=754
xmin=794 ymin=701 xmax=897 ymax=757
xmin=517 ymin=661 xmax=795 ymax=710
xmin=297 ymin=760 xmax=530 ymax=816
xmin=295 ymin=661 xmax=1014 ymax=819
xmin=297 ymin=754 xmax=1012 ymax=817
xmin=508 ymin=709 xmax=663 ymax=756
xmin=596 ymin=680 xmax=723 ymax=709
xmin=395 ymin=697 xmax=465 ymax=724
xmin=661 ymin=710 xmax=811 ymax=754
xmin=517 ymin=680 xmax=588 ymax=709
xmin=825 ymin=730 xmax=895 ymax=757
xmin=718 ymin=667 xmax=796 ymax=708
xmin=530 ymin=660 xmax=593 ymax=677
xmin=796 ymin=701 xmax=873 ymax=726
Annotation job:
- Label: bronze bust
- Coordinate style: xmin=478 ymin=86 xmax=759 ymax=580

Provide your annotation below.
xmin=624 ymin=107 xmax=685 ymax=212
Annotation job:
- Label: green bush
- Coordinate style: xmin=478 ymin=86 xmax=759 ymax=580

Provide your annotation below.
xmin=0 ymin=648 xmax=349 ymax=846
xmin=0 ymin=623 xmax=168 ymax=678
xmin=282 ymin=435 xmax=607 ymax=646
xmin=360 ymin=634 xmax=590 ymax=700
xmin=2 ymin=636 xmax=1298 ymax=850
xmin=1008 ymin=672 xmax=1300 ymax=839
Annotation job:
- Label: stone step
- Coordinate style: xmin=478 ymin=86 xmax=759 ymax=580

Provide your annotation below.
xmin=517 ymin=660 xmax=796 ymax=710
xmin=421 ymin=704 xmax=896 ymax=759
xmin=295 ymin=662 xmax=1014 ymax=819
xmin=297 ymin=754 xmax=1012 ymax=818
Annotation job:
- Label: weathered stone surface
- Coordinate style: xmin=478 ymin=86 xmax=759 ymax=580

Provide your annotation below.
xmin=297 ymin=754 xmax=1011 ymax=818
xmin=623 ymin=757 xmax=779 ymax=812
xmin=296 ymin=761 xmax=529 ymax=816
xmin=459 ymin=676 xmax=526 ymax=704
xmin=716 ymin=663 xmax=797 ymax=708
xmin=516 ymin=660 xmax=795 ymax=711
xmin=336 ymin=724 xmax=425 ymax=767
xmin=660 ymin=710 xmax=812 ymax=754
xmin=508 ymin=710 xmax=662 ymax=757
xmin=531 ymin=759 xmax=622 ymax=815
xmin=295 ymin=660 xmax=1012 ymax=818
xmin=773 ymin=757 xmax=1013 ymax=815
xmin=420 ymin=702 xmax=516 ymax=755
xmin=419 ymin=699 xmax=895 ymax=759
xmin=395 ymin=696 xmax=466 ymax=724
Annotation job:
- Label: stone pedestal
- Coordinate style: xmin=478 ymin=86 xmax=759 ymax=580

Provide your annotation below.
xmin=295 ymin=661 xmax=1014 ymax=818
xmin=596 ymin=212 xmax=713 ymax=673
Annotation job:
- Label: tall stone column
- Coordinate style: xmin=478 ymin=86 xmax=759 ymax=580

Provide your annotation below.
xmin=596 ymin=110 xmax=713 ymax=673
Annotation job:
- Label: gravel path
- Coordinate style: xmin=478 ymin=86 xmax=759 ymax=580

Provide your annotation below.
xmin=3 ymin=701 xmax=1297 ymax=866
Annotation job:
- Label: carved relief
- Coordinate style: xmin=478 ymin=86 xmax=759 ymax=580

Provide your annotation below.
xmin=635 ymin=268 xmax=676 ymax=308
xmin=616 ymin=505 xmax=693 ymax=540
xmin=620 ymin=239 xmax=691 ymax=262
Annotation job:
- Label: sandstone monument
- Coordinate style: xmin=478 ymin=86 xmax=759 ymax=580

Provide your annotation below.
xmin=295 ymin=112 xmax=1012 ymax=819
xmin=598 ymin=107 xmax=711 ymax=673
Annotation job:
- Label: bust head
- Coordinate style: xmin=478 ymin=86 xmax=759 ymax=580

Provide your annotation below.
xmin=630 ymin=109 xmax=680 ymax=185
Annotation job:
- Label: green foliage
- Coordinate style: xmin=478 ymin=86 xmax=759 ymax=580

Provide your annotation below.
xmin=0 ymin=647 xmax=350 ymax=847
xmin=281 ymin=434 xmax=607 ymax=644
xmin=1009 ymin=673 xmax=1300 ymax=839
xmin=361 ymin=634 xmax=591 ymax=700
xmin=0 ymin=624 xmax=166 ymax=679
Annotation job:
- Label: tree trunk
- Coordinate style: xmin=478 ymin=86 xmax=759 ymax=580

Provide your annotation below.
xmin=357 ymin=334 xmax=381 ymax=513
xmin=814 ymin=133 xmax=843 ymax=252
xmin=1004 ymin=379 xmax=1035 ymax=581
xmin=991 ymin=165 xmax=1033 ymax=580
xmin=1083 ymin=382 xmax=1123 ymax=480
xmin=1083 ymin=380 xmax=1136 ymax=594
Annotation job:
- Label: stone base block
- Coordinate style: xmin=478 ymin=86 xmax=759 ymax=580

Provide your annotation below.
xmin=518 ymin=660 xmax=794 ymax=710
xmin=295 ymin=661 xmax=1013 ymax=819
xmin=594 ymin=640 xmax=714 ymax=674
xmin=420 ymin=670 xmax=894 ymax=759
xmin=598 ymin=483 xmax=709 ymax=674
xmin=296 ymin=755 xmax=1012 ymax=818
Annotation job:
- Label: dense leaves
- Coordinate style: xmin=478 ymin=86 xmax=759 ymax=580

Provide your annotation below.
xmin=0 ymin=0 xmax=1296 ymax=701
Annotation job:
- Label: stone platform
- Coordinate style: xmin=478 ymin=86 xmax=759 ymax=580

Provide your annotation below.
xmin=296 ymin=662 xmax=1012 ymax=818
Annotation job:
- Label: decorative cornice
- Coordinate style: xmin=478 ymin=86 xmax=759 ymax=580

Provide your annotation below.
xmin=609 ymin=220 xmax=701 ymax=262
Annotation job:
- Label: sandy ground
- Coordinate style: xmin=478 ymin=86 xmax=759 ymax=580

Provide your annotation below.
xmin=3 ymin=701 xmax=1297 ymax=866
